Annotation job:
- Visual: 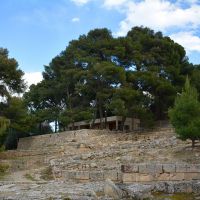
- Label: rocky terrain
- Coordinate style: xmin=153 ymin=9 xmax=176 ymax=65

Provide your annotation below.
xmin=0 ymin=128 xmax=200 ymax=199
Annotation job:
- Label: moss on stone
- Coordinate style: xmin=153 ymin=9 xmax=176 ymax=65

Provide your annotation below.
xmin=152 ymin=192 xmax=195 ymax=200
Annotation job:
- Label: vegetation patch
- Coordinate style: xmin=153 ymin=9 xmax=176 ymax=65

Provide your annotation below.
xmin=24 ymin=173 xmax=36 ymax=181
xmin=152 ymin=192 xmax=195 ymax=200
xmin=0 ymin=163 xmax=9 ymax=179
xmin=40 ymin=167 xmax=54 ymax=181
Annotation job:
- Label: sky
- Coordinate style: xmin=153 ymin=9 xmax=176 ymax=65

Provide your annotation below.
xmin=0 ymin=0 xmax=200 ymax=87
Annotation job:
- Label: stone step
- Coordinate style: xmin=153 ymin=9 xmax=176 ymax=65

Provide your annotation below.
xmin=58 ymin=169 xmax=122 ymax=183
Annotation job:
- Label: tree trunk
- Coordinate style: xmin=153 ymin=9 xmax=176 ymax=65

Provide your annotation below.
xmin=121 ymin=116 xmax=126 ymax=132
xmin=104 ymin=111 xmax=107 ymax=129
xmin=99 ymin=102 xmax=103 ymax=130
xmin=192 ymin=139 xmax=195 ymax=149
xmin=39 ymin=122 xmax=42 ymax=134
xmin=55 ymin=120 xmax=57 ymax=133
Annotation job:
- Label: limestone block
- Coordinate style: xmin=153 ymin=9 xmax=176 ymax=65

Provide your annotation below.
xmin=157 ymin=173 xmax=170 ymax=181
xmin=184 ymin=173 xmax=200 ymax=180
xmin=89 ymin=171 xmax=104 ymax=181
xmin=104 ymin=171 xmax=118 ymax=181
xmin=163 ymin=164 xmax=176 ymax=173
xmin=137 ymin=174 xmax=154 ymax=182
xmin=138 ymin=164 xmax=147 ymax=173
xmin=139 ymin=164 xmax=162 ymax=174
xmin=169 ymin=173 xmax=184 ymax=181
xmin=75 ymin=171 xmax=89 ymax=180
xmin=175 ymin=164 xmax=189 ymax=172
xmin=121 ymin=164 xmax=138 ymax=173
xmin=186 ymin=164 xmax=200 ymax=173
xmin=62 ymin=170 xmax=76 ymax=179
xmin=122 ymin=173 xmax=137 ymax=183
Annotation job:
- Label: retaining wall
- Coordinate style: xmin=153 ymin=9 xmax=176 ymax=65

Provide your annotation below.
xmin=121 ymin=163 xmax=200 ymax=183
xmin=52 ymin=163 xmax=200 ymax=183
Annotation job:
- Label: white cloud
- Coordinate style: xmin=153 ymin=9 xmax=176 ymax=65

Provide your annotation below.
xmin=102 ymin=0 xmax=200 ymax=54
xmin=72 ymin=17 xmax=80 ymax=22
xmin=115 ymin=0 xmax=200 ymax=36
xmin=71 ymin=0 xmax=91 ymax=6
xmin=103 ymin=0 xmax=128 ymax=9
xmin=170 ymin=31 xmax=200 ymax=53
xmin=23 ymin=72 xmax=43 ymax=89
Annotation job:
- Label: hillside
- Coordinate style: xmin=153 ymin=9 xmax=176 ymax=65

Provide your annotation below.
xmin=0 ymin=128 xmax=200 ymax=199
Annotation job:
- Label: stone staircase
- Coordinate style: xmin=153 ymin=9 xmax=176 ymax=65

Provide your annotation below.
xmin=1 ymin=128 xmax=200 ymax=199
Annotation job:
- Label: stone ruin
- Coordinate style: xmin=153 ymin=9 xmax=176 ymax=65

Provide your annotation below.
xmin=0 ymin=128 xmax=200 ymax=199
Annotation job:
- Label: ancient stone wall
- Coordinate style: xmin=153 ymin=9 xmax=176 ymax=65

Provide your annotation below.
xmin=121 ymin=163 xmax=200 ymax=183
xmin=17 ymin=129 xmax=112 ymax=150
xmin=50 ymin=163 xmax=200 ymax=183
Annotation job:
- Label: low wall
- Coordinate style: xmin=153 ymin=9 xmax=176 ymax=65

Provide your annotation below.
xmin=52 ymin=163 xmax=200 ymax=183
xmin=17 ymin=129 xmax=111 ymax=150
xmin=121 ymin=163 xmax=200 ymax=183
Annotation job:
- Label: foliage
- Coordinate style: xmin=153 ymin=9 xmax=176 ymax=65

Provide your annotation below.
xmin=122 ymin=27 xmax=188 ymax=119
xmin=24 ymin=26 xmax=193 ymax=131
xmin=169 ymin=77 xmax=200 ymax=147
xmin=0 ymin=48 xmax=25 ymax=101
xmin=0 ymin=117 xmax=10 ymax=148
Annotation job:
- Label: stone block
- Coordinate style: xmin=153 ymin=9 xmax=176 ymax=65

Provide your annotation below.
xmin=138 ymin=164 xmax=147 ymax=173
xmin=121 ymin=164 xmax=138 ymax=173
xmin=89 ymin=171 xmax=104 ymax=181
xmin=104 ymin=171 xmax=118 ymax=181
xmin=137 ymin=174 xmax=154 ymax=182
xmin=169 ymin=173 xmax=184 ymax=181
xmin=63 ymin=170 xmax=76 ymax=180
xmin=122 ymin=173 xmax=137 ymax=183
xmin=157 ymin=173 xmax=170 ymax=181
xmin=175 ymin=164 xmax=189 ymax=172
xmin=163 ymin=164 xmax=176 ymax=173
xmin=184 ymin=172 xmax=200 ymax=180
xmin=139 ymin=164 xmax=162 ymax=174
xmin=186 ymin=164 xmax=200 ymax=173
xmin=75 ymin=171 xmax=89 ymax=180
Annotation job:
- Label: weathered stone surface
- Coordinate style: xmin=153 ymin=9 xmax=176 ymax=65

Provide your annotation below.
xmin=176 ymin=164 xmax=189 ymax=173
xmin=104 ymin=179 xmax=123 ymax=199
xmin=137 ymin=174 xmax=154 ymax=182
xmin=121 ymin=183 xmax=153 ymax=199
xmin=157 ymin=173 xmax=170 ymax=181
xmin=169 ymin=173 xmax=185 ymax=181
xmin=146 ymin=163 xmax=163 ymax=174
xmin=163 ymin=164 xmax=176 ymax=173
xmin=2 ymin=128 xmax=200 ymax=199
xmin=121 ymin=164 xmax=138 ymax=173
xmin=122 ymin=173 xmax=137 ymax=183
xmin=76 ymin=171 xmax=90 ymax=180
xmin=89 ymin=171 xmax=104 ymax=181
xmin=104 ymin=171 xmax=118 ymax=181
xmin=184 ymin=173 xmax=200 ymax=180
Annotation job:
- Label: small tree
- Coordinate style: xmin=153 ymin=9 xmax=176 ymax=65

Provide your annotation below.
xmin=169 ymin=77 xmax=200 ymax=148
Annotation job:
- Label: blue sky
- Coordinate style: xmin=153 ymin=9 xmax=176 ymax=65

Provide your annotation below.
xmin=0 ymin=0 xmax=200 ymax=85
